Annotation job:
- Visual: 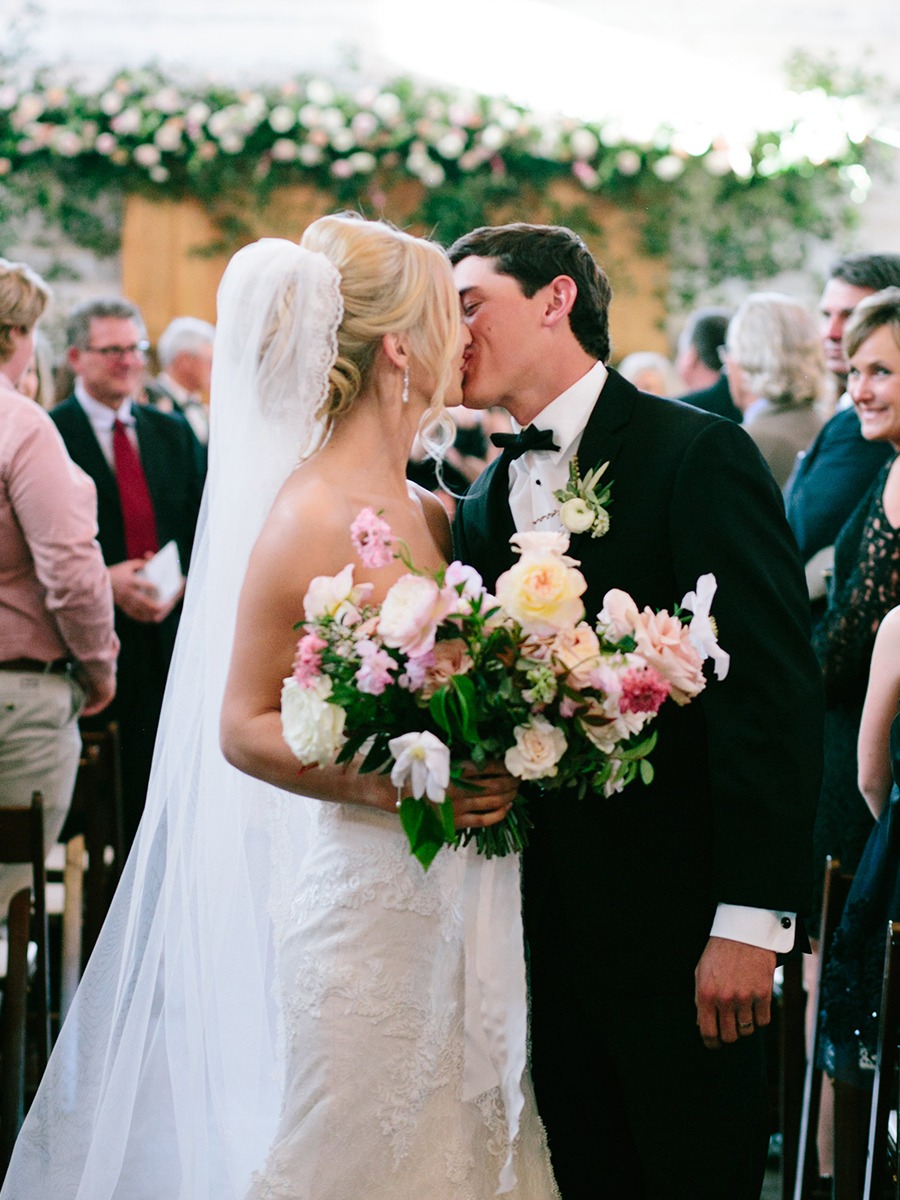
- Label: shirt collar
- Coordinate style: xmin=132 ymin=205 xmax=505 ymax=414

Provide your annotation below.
xmin=516 ymin=359 xmax=608 ymax=456
xmin=75 ymin=381 xmax=135 ymax=428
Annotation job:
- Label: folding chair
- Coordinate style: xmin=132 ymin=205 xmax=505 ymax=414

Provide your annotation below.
xmin=794 ymin=856 xmax=856 ymax=1200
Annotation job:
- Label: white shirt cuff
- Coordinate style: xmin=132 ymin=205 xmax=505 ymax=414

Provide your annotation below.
xmin=710 ymin=903 xmax=797 ymax=954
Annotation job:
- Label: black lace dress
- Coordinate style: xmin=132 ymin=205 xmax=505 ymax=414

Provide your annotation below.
xmin=810 ymin=457 xmax=900 ymax=924
xmin=817 ymin=706 xmax=900 ymax=1084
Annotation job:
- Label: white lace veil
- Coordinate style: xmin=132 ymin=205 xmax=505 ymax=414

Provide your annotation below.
xmin=1 ymin=239 xmax=343 ymax=1200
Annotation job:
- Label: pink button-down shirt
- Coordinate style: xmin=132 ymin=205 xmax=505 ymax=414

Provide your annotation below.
xmin=0 ymin=383 xmax=118 ymax=671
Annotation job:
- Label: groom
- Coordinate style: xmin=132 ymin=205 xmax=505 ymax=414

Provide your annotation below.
xmin=450 ymin=224 xmax=823 ymax=1200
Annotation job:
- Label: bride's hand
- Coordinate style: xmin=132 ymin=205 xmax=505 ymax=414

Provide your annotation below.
xmin=447 ymin=762 xmax=518 ymax=830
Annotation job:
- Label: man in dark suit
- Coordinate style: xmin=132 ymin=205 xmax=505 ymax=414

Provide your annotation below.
xmin=675 ymin=305 xmax=741 ymax=422
xmin=52 ymin=298 xmax=206 ymax=847
xmin=449 ymin=225 xmax=822 ymax=1200
xmin=784 ymin=252 xmax=900 ymax=605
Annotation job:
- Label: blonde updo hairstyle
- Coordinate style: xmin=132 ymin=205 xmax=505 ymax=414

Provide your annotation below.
xmin=0 ymin=258 xmax=51 ymax=363
xmin=300 ymin=214 xmax=460 ymax=446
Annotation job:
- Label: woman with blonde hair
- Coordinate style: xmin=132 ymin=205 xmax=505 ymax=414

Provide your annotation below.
xmin=2 ymin=217 xmax=559 ymax=1199
xmin=722 ymin=291 xmax=826 ymax=487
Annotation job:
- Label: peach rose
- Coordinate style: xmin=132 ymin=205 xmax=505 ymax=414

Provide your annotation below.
xmin=631 ymin=609 xmax=706 ymax=704
xmin=420 ymin=638 xmax=474 ymax=699
xmin=551 ymin=622 xmax=601 ymax=689
xmin=496 ymin=548 xmax=586 ymax=636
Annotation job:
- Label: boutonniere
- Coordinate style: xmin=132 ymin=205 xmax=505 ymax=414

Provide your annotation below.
xmin=553 ymin=457 xmax=612 ymax=538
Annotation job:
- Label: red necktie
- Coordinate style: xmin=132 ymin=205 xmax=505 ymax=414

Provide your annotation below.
xmin=112 ymin=419 xmax=159 ymax=560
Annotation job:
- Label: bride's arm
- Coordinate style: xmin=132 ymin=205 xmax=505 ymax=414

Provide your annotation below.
xmin=220 ymin=483 xmax=514 ymax=825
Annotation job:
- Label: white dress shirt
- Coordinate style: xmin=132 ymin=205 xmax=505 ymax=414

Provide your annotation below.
xmin=74 ymin=383 xmax=140 ymax=469
xmin=503 ymin=360 xmax=796 ymax=954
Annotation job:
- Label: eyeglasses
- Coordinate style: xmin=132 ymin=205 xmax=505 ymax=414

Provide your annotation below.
xmin=83 ymin=341 xmax=149 ymax=359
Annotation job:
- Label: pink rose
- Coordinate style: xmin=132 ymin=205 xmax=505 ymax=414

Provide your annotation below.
xmin=551 ymin=622 xmax=601 ymax=690
xmin=378 ymin=574 xmax=456 ymax=658
xmin=599 ymin=588 xmax=641 ymax=641
xmin=631 ymin=609 xmax=706 ymax=704
xmin=420 ymin=638 xmax=474 ymax=699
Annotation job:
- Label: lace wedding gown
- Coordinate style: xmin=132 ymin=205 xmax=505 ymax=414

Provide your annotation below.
xmin=246 ymin=799 xmax=560 ymax=1200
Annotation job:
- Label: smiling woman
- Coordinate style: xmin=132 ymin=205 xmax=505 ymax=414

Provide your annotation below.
xmin=847 ymin=288 xmax=900 ymax=452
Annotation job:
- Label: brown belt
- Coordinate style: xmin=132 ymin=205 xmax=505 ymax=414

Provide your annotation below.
xmin=0 ymin=658 xmax=71 ymax=674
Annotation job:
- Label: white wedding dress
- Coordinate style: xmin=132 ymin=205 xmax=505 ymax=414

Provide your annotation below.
xmin=246 ymin=800 xmax=559 ymax=1200
xmin=0 ymin=239 xmax=558 ymax=1200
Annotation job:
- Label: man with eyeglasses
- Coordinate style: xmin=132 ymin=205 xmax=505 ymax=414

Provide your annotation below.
xmin=51 ymin=298 xmax=206 ymax=847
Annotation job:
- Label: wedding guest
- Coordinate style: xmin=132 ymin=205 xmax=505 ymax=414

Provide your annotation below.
xmin=810 ymin=285 xmax=900 ymax=962
xmin=675 ymin=305 xmax=741 ymax=421
xmin=815 ymin=603 xmax=900 ymax=1196
xmin=721 ymin=292 xmax=825 ymax=487
xmin=15 ymin=328 xmax=57 ymax=409
xmin=450 ymin=222 xmax=821 ymax=1200
xmin=51 ymin=298 xmax=206 ymax=847
xmin=616 ymin=349 xmax=681 ymax=397
xmin=146 ymin=315 xmax=214 ymax=445
xmin=784 ymin=253 xmax=900 ymax=605
xmin=0 ymin=259 xmax=117 ymax=911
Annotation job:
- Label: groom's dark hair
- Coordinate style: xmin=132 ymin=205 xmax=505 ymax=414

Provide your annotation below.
xmin=447 ymin=223 xmax=612 ymax=362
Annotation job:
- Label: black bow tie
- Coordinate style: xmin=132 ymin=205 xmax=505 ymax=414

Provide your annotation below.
xmin=490 ymin=425 xmax=560 ymax=461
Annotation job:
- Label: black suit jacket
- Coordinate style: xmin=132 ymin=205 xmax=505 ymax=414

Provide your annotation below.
xmin=454 ymin=369 xmax=823 ymax=997
xmin=678 ymin=371 xmax=742 ymax=423
xmin=50 ymin=396 xmax=205 ymax=591
xmin=784 ymin=403 xmax=893 ymax=562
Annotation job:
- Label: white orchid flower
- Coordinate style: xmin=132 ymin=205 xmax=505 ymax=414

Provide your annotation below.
xmin=389 ymin=731 xmax=451 ymax=802
xmin=680 ymin=573 xmax=730 ymax=680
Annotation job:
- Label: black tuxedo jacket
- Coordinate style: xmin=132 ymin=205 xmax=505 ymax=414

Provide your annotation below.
xmin=454 ymin=369 xmax=823 ymax=997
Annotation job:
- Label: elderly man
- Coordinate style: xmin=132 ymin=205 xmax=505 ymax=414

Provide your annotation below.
xmin=51 ymin=298 xmax=206 ymax=847
xmin=148 ymin=315 xmax=215 ymax=446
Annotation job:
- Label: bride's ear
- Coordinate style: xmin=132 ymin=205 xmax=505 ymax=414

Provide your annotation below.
xmin=381 ymin=333 xmax=409 ymax=372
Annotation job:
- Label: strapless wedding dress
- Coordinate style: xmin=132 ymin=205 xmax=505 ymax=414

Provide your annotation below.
xmin=246 ymin=800 xmax=559 ymax=1200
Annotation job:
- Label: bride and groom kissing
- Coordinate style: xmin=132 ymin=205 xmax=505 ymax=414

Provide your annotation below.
xmin=3 ymin=217 xmax=822 ymax=1200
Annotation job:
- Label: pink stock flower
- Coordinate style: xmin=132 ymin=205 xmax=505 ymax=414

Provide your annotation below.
xmin=354 ymin=639 xmax=397 ymax=695
xmin=619 ymin=665 xmax=671 ymax=715
xmin=292 ymin=631 xmax=327 ymax=687
xmin=398 ymin=651 xmax=433 ymax=692
xmin=350 ymin=506 xmax=396 ymax=569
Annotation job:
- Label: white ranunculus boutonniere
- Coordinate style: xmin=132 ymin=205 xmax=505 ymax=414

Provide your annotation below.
xmin=554 ymin=457 xmax=613 ymax=538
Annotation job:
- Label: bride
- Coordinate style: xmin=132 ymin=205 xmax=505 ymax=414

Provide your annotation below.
xmin=1 ymin=215 xmax=559 ymax=1199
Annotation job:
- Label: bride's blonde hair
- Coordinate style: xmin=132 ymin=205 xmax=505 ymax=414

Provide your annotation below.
xmin=300 ymin=213 xmax=460 ymax=445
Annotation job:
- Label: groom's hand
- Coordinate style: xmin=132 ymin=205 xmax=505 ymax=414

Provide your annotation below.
xmin=694 ymin=936 xmax=776 ymax=1050
xmin=447 ymin=762 xmax=517 ymax=830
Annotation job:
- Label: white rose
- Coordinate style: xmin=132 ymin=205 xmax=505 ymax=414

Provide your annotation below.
xmin=281 ymin=676 xmax=346 ymax=765
xmin=505 ymin=716 xmax=567 ymax=781
xmin=559 ymin=497 xmax=595 ymax=535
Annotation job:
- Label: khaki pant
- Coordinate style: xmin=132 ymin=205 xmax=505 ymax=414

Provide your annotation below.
xmin=0 ymin=670 xmax=84 ymax=913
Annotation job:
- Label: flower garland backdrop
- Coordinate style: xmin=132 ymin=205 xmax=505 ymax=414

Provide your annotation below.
xmin=0 ymin=52 xmax=886 ymax=301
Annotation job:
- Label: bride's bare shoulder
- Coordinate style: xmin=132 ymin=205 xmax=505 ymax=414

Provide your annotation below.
xmin=252 ymin=468 xmax=358 ymax=575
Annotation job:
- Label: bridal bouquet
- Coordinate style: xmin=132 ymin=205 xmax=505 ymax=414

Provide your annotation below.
xmin=281 ymin=508 xmax=729 ymax=868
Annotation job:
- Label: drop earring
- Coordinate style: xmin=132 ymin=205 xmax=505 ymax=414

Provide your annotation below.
xmin=402 ymin=366 xmax=410 ymax=405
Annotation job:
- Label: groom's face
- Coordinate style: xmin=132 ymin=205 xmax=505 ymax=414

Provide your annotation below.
xmin=453 ymin=255 xmax=544 ymax=419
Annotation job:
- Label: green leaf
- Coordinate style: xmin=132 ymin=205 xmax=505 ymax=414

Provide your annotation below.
xmin=397 ymin=796 xmax=448 ymax=871
xmin=639 ymin=759 xmax=655 ymax=784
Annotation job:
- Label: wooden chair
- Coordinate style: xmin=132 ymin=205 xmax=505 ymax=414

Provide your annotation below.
xmin=61 ymin=722 xmax=124 ymax=967
xmin=0 ymin=792 xmax=49 ymax=1176
xmin=863 ymin=920 xmax=900 ymax=1200
xmin=793 ymin=856 xmax=856 ymax=1200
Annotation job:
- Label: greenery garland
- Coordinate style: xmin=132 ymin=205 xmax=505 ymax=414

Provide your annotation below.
xmin=0 ymin=54 xmax=882 ymax=299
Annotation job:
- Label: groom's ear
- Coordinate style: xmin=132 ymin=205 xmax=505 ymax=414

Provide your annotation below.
xmin=541 ymin=275 xmax=578 ymax=329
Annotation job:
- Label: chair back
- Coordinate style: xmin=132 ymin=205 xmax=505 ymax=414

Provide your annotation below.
xmin=863 ymin=920 xmax=900 ymax=1200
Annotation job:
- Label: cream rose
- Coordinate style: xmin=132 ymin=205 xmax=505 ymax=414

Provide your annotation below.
xmin=281 ymin=675 xmax=346 ymax=765
xmin=378 ymin=573 xmax=456 ymax=658
xmin=496 ymin=549 xmax=586 ymax=636
xmin=551 ymin=622 xmax=601 ymax=689
xmin=505 ymin=715 xmax=567 ymax=781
